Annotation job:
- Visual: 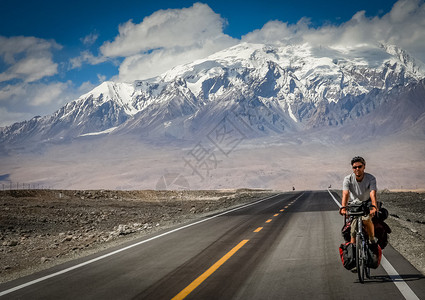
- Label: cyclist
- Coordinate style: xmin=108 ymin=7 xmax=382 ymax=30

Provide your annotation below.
xmin=340 ymin=156 xmax=378 ymax=245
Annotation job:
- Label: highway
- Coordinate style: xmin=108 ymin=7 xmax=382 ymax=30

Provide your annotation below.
xmin=0 ymin=191 xmax=424 ymax=299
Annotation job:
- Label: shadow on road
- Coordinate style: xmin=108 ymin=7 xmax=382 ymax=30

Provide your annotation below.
xmin=364 ymin=274 xmax=424 ymax=283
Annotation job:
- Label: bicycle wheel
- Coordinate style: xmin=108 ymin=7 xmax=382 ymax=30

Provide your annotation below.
xmin=356 ymin=232 xmax=365 ymax=283
xmin=364 ymin=243 xmax=371 ymax=279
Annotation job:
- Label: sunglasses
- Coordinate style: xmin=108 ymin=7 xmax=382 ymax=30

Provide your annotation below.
xmin=352 ymin=165 xmax=364 ymax=169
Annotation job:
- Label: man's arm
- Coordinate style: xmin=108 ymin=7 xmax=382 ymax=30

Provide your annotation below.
xmin=370 ymin=189 xmax=377 ymax=216
xmin=341 ymin=190 xmax=349 ymax=214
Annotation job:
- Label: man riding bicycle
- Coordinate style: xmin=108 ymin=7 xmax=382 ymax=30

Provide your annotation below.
xmin=340 ymin=156 xmax=378 ymax=245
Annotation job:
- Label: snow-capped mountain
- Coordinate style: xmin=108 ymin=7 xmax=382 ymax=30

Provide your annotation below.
xmin=1 ymin=42 xmax=424 ymax=146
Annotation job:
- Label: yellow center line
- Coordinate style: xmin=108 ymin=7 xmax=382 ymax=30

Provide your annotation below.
xmin=285 ymin=205 xmax=289 ymax=208
xmin=266 ymin=219 xmax=272 ymax=223
xmin=280 ymin=209 xmax=284 ymax=212
xmin=172 ymin=239 xmax=249 ymax=300
xmin=274 ymin=213 xmax=279 ymax=217
xmin=254 ymin=227 xmax=263 ymax=232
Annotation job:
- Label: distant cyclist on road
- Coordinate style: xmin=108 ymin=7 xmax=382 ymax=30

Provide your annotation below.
xmin=340 ymin=156 xmax=378 ymax=245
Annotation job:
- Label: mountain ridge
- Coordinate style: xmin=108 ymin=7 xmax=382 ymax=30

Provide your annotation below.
xmin=1 ymin=42 xmax=424 ymax=147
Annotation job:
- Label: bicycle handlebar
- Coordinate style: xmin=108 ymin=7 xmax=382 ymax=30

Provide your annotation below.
xmin=339 ymin=205 xmax=377 ymax=216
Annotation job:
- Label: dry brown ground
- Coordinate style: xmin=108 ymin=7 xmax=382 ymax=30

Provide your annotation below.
xmin=0 ymin=189 xmax=275 ymax=283
xmin=0 ymin=189 xmax=424 ymax=284
xmin=378 ymin=190 xmax=425 ymax=275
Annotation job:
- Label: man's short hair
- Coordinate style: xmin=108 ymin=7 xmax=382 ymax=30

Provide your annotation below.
xmin=351 ymin=156 xmax=366 ymax=166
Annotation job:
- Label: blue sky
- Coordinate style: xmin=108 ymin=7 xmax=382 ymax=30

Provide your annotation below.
xmin=1 ymin=0 xmax=424 ymax=126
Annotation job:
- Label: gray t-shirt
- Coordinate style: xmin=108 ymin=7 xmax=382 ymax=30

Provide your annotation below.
xmin=342 ymin=172 xmax=377 ymax=202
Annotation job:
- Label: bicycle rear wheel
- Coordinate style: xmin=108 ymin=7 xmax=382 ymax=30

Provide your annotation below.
xmin=366 ymin=266 xmax=371 ymax=279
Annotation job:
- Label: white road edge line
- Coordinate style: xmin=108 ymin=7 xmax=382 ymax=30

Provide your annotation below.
xmin=327 ymin=189 xmax=420 ymax=300
xmin=0 ymin=193 xmax=281 ymax=297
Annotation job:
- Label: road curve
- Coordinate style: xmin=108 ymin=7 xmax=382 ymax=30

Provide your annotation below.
xmin=0 ymin=191 xmax=424 ymax=299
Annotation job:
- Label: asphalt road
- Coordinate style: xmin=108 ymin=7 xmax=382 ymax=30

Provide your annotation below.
xmin=1 ymin=191 xmax=424 ymax=299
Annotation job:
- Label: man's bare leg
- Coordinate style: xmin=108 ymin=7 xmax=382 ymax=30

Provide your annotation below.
xmin=363 ymin=219 xmax=375 ymax=242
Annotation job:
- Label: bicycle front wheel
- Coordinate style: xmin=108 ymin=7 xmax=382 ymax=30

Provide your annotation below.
xmin=356 ymin=233 xmax=365 ymax=283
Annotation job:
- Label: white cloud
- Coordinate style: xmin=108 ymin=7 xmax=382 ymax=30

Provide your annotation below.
xmin=0 ymin=107 xmax=32 ymax=127
xmin=77 ymin=81 xmax=97 ymax=94
xmin=99 ymin=2 xmax=237 ymax=81
xmin=242 ymin=18 xmax=310 ymax=45
xmin=116 ymin=37 xmax=236 ymax=81
xmin=97 ymin=74 xmax=106 ymax=83
xmin=0 ymin=36 xmax=61 ymax=83
xmin=69 ymin=50 xmax=108 ymax=69
xmin=1 ymin=56 xmax=58 ymax=83
xmin=30 ymin=82 xmax=69 ymax=106
xmin=101 ymin=3 xmax=230 ymax=57
xmin=0 ymin=81 xmax=76 ymax=126
xmin=0 ymin=81 xmax=70 ymax=107
xmin=241 ymin=0 xmax=425 ymax=63
xmin=81 ymin=32 xmax=99 ymax=46
xmin=0 ymin=36 xmax=71 ymax=126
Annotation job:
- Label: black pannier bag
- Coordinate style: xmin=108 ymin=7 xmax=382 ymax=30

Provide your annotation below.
xmin=341 ymin=219 xmax=352 ymax=242
xmin=373 ymin=204 xmax=391 ymax=249
xmin=367 ymin=243 xmax=382 ymax=269
xmin=339 ymin=242 xmax=356 ymax=270
xmin=376 ymin=207 xmax=389 ymax=221
xmin=373 ymin=217 xmax=391 ymax=249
